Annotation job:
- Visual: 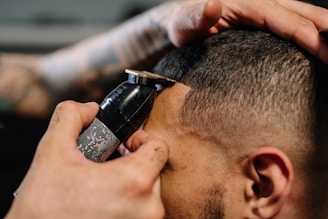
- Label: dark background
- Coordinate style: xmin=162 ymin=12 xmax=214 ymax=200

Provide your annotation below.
xmin=0 ymin=0 xmax=327 ymax=217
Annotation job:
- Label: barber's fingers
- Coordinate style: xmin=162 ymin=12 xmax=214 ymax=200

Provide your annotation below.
xmin=39 ymin=101 xmax=99 ymax=151
xmin=120 ymin=130 xmax=169 ymax=183
xmin=167 ymin=0 xmax=222 ymax=46
xmin=218 ymin=0 xmax=328 ymax=63
xmin=276 ymin=0 xmax=328 ymax=63
xmin=278 ymin=0 xmax=328 ymax=29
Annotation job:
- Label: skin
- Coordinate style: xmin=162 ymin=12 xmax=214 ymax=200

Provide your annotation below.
xmin=5 ymin=83 xmax=306 ymax=219
xmin=143 ymin=83 xmax=230 ymax=219
xmin=143 ymin=83 xmax=305 ymax=219
xmin=3 ymin=0 xmax=328 ymax=217
xmin=1 ymin=0 xmax=328 ymax=118
xmin=5 ymin=101 xmax=170 ymax=219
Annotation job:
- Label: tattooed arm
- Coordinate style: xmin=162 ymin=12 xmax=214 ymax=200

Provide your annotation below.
xmin=0 ymin=54 xmax=51 ymax=118
xmin=0 ymin=2 xmax=176 ymax=119
xmin=0 ymin=0 xmax=221 ymax=119
xmin=36 ymin=4 xmax=174 ymax=105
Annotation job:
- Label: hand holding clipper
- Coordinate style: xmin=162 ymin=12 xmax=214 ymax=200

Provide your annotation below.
xmin=77 ymin=69 xmax=175 ymax=162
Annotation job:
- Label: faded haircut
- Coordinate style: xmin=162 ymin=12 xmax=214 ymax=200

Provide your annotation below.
xmin=153 ymin=29 xmax=328 ymax=216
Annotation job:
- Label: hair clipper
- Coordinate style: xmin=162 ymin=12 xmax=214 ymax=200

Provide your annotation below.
xmin=77 ymin=69 xmax=175 ymax=162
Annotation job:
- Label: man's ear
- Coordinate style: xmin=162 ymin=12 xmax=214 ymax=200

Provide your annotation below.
xmin=245 ymin=146 xmax=294 ymax=219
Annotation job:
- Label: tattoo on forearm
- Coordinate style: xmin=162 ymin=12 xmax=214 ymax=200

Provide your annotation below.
xmin=0 ymin=66 xmax=25 ymax=112
xmin=0 ymin=2 xmax=176 ymax=117
xmin=40 ymin=2 xmax=174 ymax=95
xmin=0 ymin=65 xmax=51 ymax=117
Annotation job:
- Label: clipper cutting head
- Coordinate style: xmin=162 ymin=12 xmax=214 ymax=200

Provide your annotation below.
xmin=125 ymin=69 xmax=176 ymax=87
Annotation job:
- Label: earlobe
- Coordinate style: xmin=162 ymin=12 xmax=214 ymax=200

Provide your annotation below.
xmin=246 ymin=147 xmax=294 ymax=218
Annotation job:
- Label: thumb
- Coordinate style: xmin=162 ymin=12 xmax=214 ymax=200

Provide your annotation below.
xmin=168 ymin=0 xmax=222 ymax=46
xmin=39 ymin=101 xmax=99 ymax=152
xmin=122 ymin=130 xmax=169 ymax=181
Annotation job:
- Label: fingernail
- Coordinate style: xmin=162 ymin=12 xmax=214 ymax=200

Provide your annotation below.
xmin=85 ymin=101 xmax=99 ymax=108
xmin=85 ymin=101 xmax=97 ymax=105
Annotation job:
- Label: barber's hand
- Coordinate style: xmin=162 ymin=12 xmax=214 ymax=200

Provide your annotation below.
xmin=5 ymin=101 xmax=169 ymax=219
xmin=166 ymin=0 xmax=328 ymax=63
xmin=0 ymin=54 xmax=52 ymax=118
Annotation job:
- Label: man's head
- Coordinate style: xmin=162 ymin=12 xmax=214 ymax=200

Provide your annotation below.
xmin=146 ymin=29 xmax=328 ymax=218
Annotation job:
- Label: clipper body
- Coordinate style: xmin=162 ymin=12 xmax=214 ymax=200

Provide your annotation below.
xmin=77 ymin=69 xmax=175 ymax=162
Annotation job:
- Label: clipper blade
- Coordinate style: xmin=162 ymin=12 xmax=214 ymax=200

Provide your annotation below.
xmin=125 ymin=69 xmax=176 ymax=87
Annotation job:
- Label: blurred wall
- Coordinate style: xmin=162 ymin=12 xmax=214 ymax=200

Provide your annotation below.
xmin=0 ymin=0 xmax=165 ymax=52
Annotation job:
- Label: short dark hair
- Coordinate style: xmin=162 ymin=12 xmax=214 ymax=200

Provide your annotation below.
xmin=153 ymin=29 xmax=328 ymax=215
xmin=154 ymin=29 xmax=328 ymax=164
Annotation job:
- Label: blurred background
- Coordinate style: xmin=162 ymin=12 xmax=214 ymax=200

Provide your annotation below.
xmin=0 ymin=0 xmax=327 ymax=217
xmin=0 ymin=0 xmax=165 ymax=53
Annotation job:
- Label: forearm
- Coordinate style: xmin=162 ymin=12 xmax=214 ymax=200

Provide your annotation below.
xmin=39 ymin=2 xmax=175 ymax=99
xmin=0 ymin=54 xmax=53 ymax=119
xmin=0 ymin=2 xmax=175 ymax=118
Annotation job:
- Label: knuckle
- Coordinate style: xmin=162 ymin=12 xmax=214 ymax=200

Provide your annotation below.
xmin=127 ymin=130 xmax=152 ymax=152
xmin=55 ymin=100 xmax=77 ymax=112
xmin=49 ymin=100 xmax=79 ymax=128
xmin=131 ymin=174 xmax=152 ymax=193
xmin=151 ymin=139 xmax=170 ymax=160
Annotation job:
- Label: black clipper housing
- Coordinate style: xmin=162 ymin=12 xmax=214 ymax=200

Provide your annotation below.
xmin=77 ymin=69 xmax=175 ymax=162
